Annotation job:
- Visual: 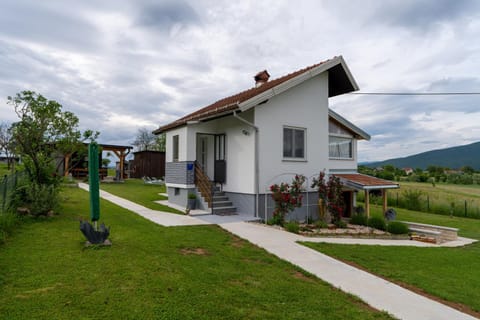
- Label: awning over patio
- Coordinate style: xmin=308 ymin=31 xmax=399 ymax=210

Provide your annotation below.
xmin=334 ymin=173 xmax=399 ymax=217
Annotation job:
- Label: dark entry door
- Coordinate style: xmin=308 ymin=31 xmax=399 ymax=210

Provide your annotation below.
xmin=214 ymin=134 xmax=226 ymax=183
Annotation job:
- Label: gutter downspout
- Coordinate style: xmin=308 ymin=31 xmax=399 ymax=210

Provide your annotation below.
xmin=233 ymin=110 xmax=260 ymax=218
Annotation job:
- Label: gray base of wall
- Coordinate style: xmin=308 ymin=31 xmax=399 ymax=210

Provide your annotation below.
xmin=225 ymin=191 xmax=321 ymax=222
xmin=167 ymin=187 xmax=196 ymax=208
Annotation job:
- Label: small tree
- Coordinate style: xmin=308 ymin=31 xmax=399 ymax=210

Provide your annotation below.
xmin=7 ymin=91 xmax=98 ymax=215
xmin=311 ymin=171 xmax=345 ymax=225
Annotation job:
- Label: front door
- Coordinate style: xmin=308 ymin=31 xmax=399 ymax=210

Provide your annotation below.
xmin=198 ymin=136 xmax=208 ymax=172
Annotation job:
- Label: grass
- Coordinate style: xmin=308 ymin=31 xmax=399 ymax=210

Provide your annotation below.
xmin=360 ymin=181 xmax=480 ymax=218
xmin=99 ymin=179 xmax=183 ymax=214
xmin=0 ymin=187 xmax=393 ymax=319
xmin=367 ymin=204 xmax=480 ymax=239
xmin=302 ymin=205 xmax=480 ymax=314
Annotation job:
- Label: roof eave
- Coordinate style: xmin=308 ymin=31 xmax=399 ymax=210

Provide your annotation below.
xmin=329 ymin=109 xmax=371 ymax=140
xmin=238 ymin=56 xmax=358 ymax=112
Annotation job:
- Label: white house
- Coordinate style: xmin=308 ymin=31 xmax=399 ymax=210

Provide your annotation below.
xmin=154 ymin=56 xmax=398 ymax=220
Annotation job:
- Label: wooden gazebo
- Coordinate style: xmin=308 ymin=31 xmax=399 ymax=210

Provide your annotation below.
xmin=63 ymin=143 xmax=133 ymax=180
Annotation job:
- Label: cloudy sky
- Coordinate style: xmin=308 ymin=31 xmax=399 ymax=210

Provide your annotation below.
xmin=1 ymin=0 xmax=479 ymax=162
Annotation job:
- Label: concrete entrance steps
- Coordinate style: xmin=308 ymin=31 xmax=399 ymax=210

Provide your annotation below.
xmin=211 ymin=191 xmax=237 ymax=215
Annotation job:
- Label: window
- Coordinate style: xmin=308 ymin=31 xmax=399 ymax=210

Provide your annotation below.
xmin=329 ymin=136 xmax=353 ymax=159
xmin=172 ymin=135 xmax=179 ymax=162
xmin=283 ymin=127 xmax=305 ymax=159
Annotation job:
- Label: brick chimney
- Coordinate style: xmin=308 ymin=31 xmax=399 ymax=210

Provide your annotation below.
xmin=254 ymin=70 xmax=270 ymax=87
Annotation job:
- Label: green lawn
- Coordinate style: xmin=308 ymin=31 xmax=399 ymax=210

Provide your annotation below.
xmin=366 ymin=204 xmax=480 ymax=239
xmin=99 ymin=178 xmax=183 ymax=214
xmin=0 ymin=187 xmax=393 ymax=319
xmin=303 ymin=205 xmax=480 ymax=314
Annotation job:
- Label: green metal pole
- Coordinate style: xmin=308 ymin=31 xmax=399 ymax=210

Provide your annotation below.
xmin=88 ymin=142 xmax=100 ymax=226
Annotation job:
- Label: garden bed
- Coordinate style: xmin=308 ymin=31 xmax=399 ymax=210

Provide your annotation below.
xmin=260 ymin=221 xmax=410 ymax=240
xmin=300 ymin=223 xmax=410 ymax=239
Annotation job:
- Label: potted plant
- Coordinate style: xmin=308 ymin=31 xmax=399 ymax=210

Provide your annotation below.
xmin=187 ymin=193 xmax=197 ymax=210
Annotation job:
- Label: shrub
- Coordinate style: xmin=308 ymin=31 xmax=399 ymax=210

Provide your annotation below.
xmin=350 ymin=214 xmax=368 ymax=226
xmin=188 ymin=193 xmax=197 ymax=199
xmin=368 ymin=216 xmax=386 ymax=231
xmin=334 ymin=219 xmax=347 ymax=228
xmin=402 ymin=189 xmax=423 ymax=211
xmin=10 ymin=182 xmax=59 ymax=217
xmin=315 ymin=220 xmax=329 ymax=229
xmin=387 ymin=221 xmax=409 ymax=234
xmin=270 ymin=175 xmax=305 ymax=225
xmin=285 ymin=221 xmax=300 ymax=234
xmin=267 ymin=215 xmax=283 ymax=226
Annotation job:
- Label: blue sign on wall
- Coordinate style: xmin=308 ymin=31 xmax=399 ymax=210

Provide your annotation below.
xmin=187 ymin=163 xmax=194 ymax=171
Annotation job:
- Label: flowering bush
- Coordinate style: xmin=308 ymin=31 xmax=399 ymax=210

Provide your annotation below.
xmin=269 ymin=175 xmax=306 ymax=225
xmin=311 ymin=171 xmax=345 ymax=224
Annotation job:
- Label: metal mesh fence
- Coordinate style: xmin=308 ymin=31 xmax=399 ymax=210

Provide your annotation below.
xmin=0 ymin=171 xmax=27 ymax=214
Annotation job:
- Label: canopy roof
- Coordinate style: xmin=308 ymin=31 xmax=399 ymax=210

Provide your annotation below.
xmin=334 ymin=173 xmax=399 ymax=190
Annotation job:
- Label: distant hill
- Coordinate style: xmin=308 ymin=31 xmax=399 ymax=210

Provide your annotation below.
xmin=366 ymin=142 xmax=480 ymax=170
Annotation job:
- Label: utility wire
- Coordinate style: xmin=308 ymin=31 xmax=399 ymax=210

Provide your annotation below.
xmin=351 ymin=92 xmax=480 ymax=95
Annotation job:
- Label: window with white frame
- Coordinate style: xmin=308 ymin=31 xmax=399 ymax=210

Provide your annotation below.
xmin=329 ymin=136 xmax=353 ymax=159
xmin=172 ymin=135 xmax=179 ymax=162
xmin=283 ymin=127 xmax=306 ymax=159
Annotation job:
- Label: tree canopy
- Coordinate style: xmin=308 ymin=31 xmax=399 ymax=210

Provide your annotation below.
xmin=132 ymin=128 xmax=165 ymax=152
xmin=8 ymin=90 xmax=98 ymax=184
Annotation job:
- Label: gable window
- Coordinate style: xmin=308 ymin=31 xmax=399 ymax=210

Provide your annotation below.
xmin=283 ymin=127 xmax=306 ymax=160
xmin=172 ymin=135 xmax=179 ymax=162
xmin=329 ymin=136 xmax=353 ymax=159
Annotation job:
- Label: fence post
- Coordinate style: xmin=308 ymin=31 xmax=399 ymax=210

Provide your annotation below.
xmin=2 ymin=175 xmax=7 ymax=213
xmin=427 ymin=195 xmax=430 ymax=211
xmin=465 ymin=200 xmax=467 ymax=217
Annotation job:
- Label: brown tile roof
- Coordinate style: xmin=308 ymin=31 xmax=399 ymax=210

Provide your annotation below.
xmin=334 ymin=173 xmax=399 ymax=190
xmin=154 ymin=58 xmax=336 ymax=133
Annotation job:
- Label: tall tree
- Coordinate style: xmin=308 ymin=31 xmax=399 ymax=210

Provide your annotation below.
xmin=8 ymin=91 xmax=98 ymax=185
xmin=132 ymin=128 xmax=165 ymax=151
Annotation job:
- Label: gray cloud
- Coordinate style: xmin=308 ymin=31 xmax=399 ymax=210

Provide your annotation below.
xmin=0 ymin=1 xmax=101 ymax=52
xmin=370 ymin=0 xmax=478 ymax=31
xmin=136 ymin=1 xmax=200 ymax=31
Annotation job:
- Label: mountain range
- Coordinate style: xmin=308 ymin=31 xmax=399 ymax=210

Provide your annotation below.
xmin=364 ymin=141 xmax=480 ymax=170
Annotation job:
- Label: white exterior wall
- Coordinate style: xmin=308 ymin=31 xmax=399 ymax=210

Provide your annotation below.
xmin=255 ymin=72 xmax=330 ymax=189
xmin=165 ymin=126 xmax=188 ymax=162
xmin=184 ymin=110 xmax=255 ymax=194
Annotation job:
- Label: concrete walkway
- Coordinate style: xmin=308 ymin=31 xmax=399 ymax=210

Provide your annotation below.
xmin=79 ymin=183 xmax=477 ymax=320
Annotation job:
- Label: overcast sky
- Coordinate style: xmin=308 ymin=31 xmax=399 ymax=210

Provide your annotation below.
xmin=1 ymin=0 xmax=479 ymax=162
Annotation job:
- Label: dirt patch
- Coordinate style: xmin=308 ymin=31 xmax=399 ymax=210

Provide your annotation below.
xmin=292 ymin=271 xmax=315 ymax=283
xmin=230 ymin=237 xmax=245 ymax=248
xmin=179 ymin=247 xmax=210 ymax=256
xmin=335 ymin=258 xmax=480 ymax=319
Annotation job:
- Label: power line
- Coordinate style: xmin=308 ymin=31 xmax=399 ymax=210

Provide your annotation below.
xmin=351 ymin=92 xmax=480 ymax=95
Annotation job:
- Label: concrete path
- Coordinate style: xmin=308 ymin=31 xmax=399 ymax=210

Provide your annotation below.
xmin=80 ymin=183 xmax=478 ymax=320
xmin=221 ymin=222 xmax=477 ymax=320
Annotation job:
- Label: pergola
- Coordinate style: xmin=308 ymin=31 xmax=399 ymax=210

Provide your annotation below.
xmin=335 ymin=173 xmax=399 ymax=217
xmin=64 ymin=143 xmax=133 ymax=180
